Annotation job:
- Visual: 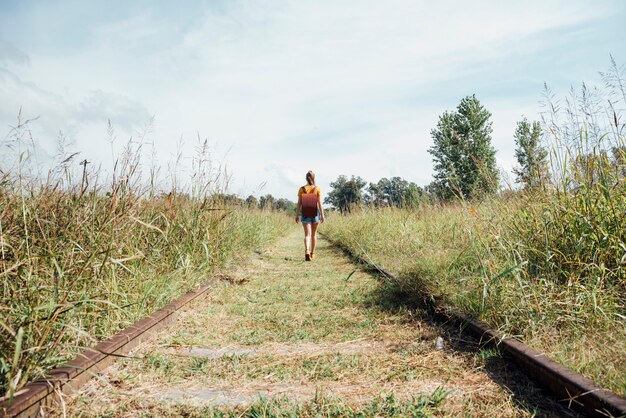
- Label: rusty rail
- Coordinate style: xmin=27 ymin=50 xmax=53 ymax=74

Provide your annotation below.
xmin=1 ymin=280 xmax=216 ymax=418
xmin=325 ymin=234 xmax=626 ymax=418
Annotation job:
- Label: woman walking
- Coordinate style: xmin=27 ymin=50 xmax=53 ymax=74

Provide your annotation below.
xmin=295 ymin=170 xmax=325 ymax=261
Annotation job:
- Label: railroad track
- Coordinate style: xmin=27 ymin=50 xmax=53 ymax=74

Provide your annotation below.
xmin=324 ymin=234 xmax=626 ymax=418
xmin=0 ymin=282 xmax=217 ymax=417
xmin=2 ymin=233 xmax=625 ymax=417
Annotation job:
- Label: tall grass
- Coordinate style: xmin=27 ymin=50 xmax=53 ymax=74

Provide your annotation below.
xmin=324 ymin=60 xmax=626 ymax=395
xmin=0 ymin=119 xmax=291 ymax=400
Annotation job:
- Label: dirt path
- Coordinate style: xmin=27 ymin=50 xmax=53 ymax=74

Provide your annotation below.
xmin=63 ymin=228 xmax=574 ymax=417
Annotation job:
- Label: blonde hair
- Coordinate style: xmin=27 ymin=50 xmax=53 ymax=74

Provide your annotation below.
xmin=306 ymin=170 xmax=316 ymax=186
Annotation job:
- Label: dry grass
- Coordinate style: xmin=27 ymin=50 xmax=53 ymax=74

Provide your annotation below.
xmin=323 ymin=196 xmax=625 ymax=396
xmin=323 ymin=66 xmax=626 ymax=396
xmin=0 ymin=124 xmax=291 ymax=400
xmin=60 ymin=229 xmax=574 ymax=417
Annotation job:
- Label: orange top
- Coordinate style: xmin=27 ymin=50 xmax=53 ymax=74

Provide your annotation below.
xmin=297 ymin=185 xmax=321 ymax=198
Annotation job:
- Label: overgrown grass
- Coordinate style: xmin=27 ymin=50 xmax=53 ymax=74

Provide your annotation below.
xmin=212 ymin=390 xmax=449 ymax=418
xmin=68 ymin=231 xmax=536 ymax=417
xmin=0 ymin=124 xmax=291 ymax=400
xmin=324 ymin=196 xmax=625 ymax=395
xmin=324 ymin=63 xmax=626 ymax=396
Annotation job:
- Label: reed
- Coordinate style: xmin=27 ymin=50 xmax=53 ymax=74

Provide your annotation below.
xmin=324 ymin=60 xmax=626 ymax=395
xmin=0 ymin=122 xmax=290 ymax=400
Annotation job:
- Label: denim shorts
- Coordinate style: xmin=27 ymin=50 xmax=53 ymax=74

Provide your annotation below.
xmin=300 ymin=214 xmax=320 ymax=224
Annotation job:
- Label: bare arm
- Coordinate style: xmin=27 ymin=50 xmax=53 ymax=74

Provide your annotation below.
xmin=318 ymin=195 xmax=325 ymax=223
xmin=295 ymin=196 xmax=302 ymax=223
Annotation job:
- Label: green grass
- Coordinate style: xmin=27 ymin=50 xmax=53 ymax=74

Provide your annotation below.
xmin=319 ymin=65 xmax=626 ymax=398
xmin=67 ymin=229 xmax=549 ymax=417
xmin=323 ymin=192 xmax=626 ymax=395
xmin=76 ymin=389 xmax=449 ymax=418
xmin=319 ymin=85 xmax=626 ymax=396
xmin=0 ymin=134 xmax=292 ymax=400
xmin=0 ymin=187 xmax=290 ymax=398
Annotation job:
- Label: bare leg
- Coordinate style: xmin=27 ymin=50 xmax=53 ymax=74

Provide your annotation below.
xmin=310 ymin=222 xmax=319 ymax=255
xmin=302 ymin=222 xmax=312 ymax=254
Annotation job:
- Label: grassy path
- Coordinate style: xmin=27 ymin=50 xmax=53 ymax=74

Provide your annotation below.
xmin=65 ymin=228 xmax=574 ymax=417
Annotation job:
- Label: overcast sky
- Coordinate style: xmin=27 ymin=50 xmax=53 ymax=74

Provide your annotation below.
xmin=1 ymin=0 xmax=624 ymax=199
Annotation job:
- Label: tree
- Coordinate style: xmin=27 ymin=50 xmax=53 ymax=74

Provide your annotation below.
xmin=513 ymin=118 xmax=548 ymax=189
xmin=428 ymin=95 xmax=499 ymax=200
xmin=259 ymin=194 xmax=275 ymax=209
xmin=245 ymin=195 xmax=258 ymax=208
xmin=366 ymin=177 xmax=424 ymax=208
xmin=365 ymin=182 xmax=381 ymax=207
xmin=366 ymin=178 xmax=392 ymax=207
xmin=324 ymin=175 xmax=367 ymax=213
xmin=275 ymin=198 xmax=296 ymax=212
xmin=403 ymin=182 xmax=425 ymax=208
xmin=211 ymin=193 xmax=244 ymax=206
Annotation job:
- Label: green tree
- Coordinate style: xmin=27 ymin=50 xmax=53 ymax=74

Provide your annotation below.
xmin=403 ymin=182 xmax=425 ymax=208
xmin=324 ymin=175 xmax=367 ymax=213
xmin=383 ymin=177 xmax=407 ymax=207
xmin=245 ymin=195 xmax=258 ymax=208
xmin=365 ymin=181 xmax=382 ymax=207
xmin=513 ymin=118 xmax=548 ymax=189
xmin=428 ymin=95 xmax=499 ymax=200
xmin=367 ymin=178 xmax=398 ymax=207
xmin=211 ymin=193 xmax=244 ymax=206
xmin=259 ymin=194 xmax=275 ymax=209
xmin=366 ymin=177 xmax=423 ymax=208
xmin=275 ymin=198 xmax=296 ymax=212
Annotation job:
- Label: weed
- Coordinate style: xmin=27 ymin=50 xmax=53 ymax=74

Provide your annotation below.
xmin=323 ymin=60 xmax=626 ymax=395
xmin=0 ymin=122 xmax=291 ymax=397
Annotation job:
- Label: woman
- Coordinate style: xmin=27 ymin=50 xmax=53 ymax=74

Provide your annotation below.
xmin=295 ymin=170 xmax=325 ymax=261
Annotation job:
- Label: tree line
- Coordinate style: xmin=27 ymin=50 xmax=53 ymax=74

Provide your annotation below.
xmin=425 ymin=95 xmax=554 ymax=199
xmin=192 ymin=193 xmax=296 ymax=212
xmin=325 ymin=95 xmax=546 ymax=212
xmin=213 ymin=94 xmax=625 ymax=215
xmin=324 ymin=175 xmax=426 ymax=213
xmin=245 ymin=194 xmax=296 ymax=212
xmin=325 ymin=94 xmax=625 ymax=212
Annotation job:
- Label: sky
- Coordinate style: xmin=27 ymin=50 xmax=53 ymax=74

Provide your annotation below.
xmin=1 ymin=0 xmax=625 ymax=200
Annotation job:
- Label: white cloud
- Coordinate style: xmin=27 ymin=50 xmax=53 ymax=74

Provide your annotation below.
xmin=0 ymin=38 xmax=30 ymax=67
xmin=0 ymin=0 xmax=620 ymax=198
xmin=0 ymin=67 xmax=153 ymax=169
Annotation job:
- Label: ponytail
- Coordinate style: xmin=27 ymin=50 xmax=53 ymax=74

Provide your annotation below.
xmin=306 ymin=170 xmax=316 ymax=186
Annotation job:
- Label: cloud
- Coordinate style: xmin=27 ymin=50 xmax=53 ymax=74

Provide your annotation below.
xmin=0 ymin=0 xmax=621 ymax=199
xmin=0 ymin=67 xmax=153 ymax=168
xmin=0 ymin=38 xmax=30 ymax=67
xmin=77 ymin=90 xmax=152 ymax=132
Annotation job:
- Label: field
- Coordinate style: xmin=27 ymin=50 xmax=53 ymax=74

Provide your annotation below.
xmin=2 ymin=63 xmax=625 ymax=413
xmin=323 ymin=191 xmax=626 ymax=396
xmin=322 ymin=66 xmax=626 ymax=397
xmin=0 ymin=134 xmax=291 ymax=401
xmin=62 ymin=228 xmax=566 ymax=417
